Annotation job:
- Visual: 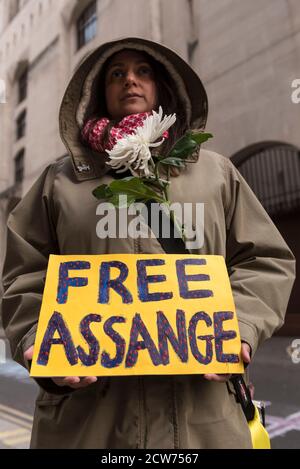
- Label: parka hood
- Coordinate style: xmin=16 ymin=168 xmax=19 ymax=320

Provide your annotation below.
xmin=59 ymin=37 xmax=208 ymax=181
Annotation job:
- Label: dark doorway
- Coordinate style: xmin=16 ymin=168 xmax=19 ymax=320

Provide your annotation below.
xmin=231 ymin=141 xmax=300 ymax=335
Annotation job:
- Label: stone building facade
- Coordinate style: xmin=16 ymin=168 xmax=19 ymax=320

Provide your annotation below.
xmin=0 ymin=0 xmax=299 ymax=331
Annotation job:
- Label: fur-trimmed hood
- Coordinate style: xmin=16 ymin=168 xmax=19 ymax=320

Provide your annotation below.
xmin=59 ymin=37 xmax=208 ymax=181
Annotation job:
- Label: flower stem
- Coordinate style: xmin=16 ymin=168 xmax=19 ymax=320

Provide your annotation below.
xmin=154 ymin=160 xmax=185 ymax=243
xmin=154 ymin=160 xmax=160 ymax=182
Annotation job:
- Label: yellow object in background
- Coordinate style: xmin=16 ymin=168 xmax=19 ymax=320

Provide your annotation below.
xmin=249 ymin=406 xmax=271 ymax=449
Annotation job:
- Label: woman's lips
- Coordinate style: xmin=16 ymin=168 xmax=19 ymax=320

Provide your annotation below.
xmin=121 ymin=94 xmax=143 ymax=101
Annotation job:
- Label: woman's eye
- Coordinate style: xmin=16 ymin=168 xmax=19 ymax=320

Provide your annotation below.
xmin=111 ymin=69 xmax=124 ymax=78
xmin=139 ymin=66 xmax=152 ymax=75
xmin=109 ymin=66 xmax=152 ymax=80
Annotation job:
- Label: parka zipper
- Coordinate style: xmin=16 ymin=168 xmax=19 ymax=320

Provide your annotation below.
xmin=171 ymin=377 xmax=180 ymax=449
xmin=134 ymin=236 xmax=148 ymax=448
xmin=138 ymin=375 xmax=148 ymax=448
xmin=134 ymin=227 xmax=180 ymax=448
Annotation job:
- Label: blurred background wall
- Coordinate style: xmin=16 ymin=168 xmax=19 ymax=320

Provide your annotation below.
xmin=0 ymin=0 xmax=299 ymax=333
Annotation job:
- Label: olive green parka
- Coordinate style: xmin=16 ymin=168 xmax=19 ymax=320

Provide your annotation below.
xmin=1 ymin=37 xmax=295 ymax=449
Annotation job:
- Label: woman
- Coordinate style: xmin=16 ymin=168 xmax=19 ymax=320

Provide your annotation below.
xmin=1 ymin=37 xmax=295 ymax=449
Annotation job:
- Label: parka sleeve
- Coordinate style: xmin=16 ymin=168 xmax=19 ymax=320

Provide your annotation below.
xmin=0 ymin=163 xmax=73 ymax=394
xmin=223 ymin=157 xmax=296 ymax=357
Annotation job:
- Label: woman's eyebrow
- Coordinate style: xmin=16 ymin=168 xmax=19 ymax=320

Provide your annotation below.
xmin=107 ymin=60 xmax=151 ymax=70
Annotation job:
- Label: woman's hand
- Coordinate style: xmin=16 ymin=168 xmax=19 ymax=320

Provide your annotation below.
xmin=24 ymin=346 xmax=98 ymax=389
xmin=23 ymin=342 xmax=252 ymax=386
xmin=203 ymin=341 xmax=252 ymax=383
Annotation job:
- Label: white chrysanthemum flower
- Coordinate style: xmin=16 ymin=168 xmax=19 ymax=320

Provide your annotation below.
xmin=106 ymin=106 xmax=176 ymax=177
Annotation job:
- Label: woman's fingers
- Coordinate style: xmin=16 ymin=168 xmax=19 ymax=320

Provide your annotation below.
xmin=73 ymin=377 xmax=98 ymax=388
xmin=52 ymin=376 xmax=98 ymax=388
xmin=23 ymin=348 xmax=97 ymax=389
xmin=23 ymin=345 xmax=34 ymax=361
xmin=30 ymin=345 xmax=250 ymax=388
xmin=241 ymin=342 xmax=251 ymax=364
xmin=52 ymin=377 xmax=79 ymax=387
xmin=203 ymin=373 xmax=231 ymax=382
xmin=63 ymin=377 xmax=81 ymax=386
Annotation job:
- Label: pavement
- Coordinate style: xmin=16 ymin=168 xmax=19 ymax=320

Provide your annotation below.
xmin=0 ymin=331 xmax=299 ymax=449
xmin=250 ymin=336 xmax=300 ymax=449
xmin=0 ymin=363 xmax=37 ymax=448
xmin=0 ymin=332 xmax=38 ymax=449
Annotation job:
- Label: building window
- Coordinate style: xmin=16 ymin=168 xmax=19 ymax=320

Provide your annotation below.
xmin=16 ymin=110 xmax=26 ymax=140
xmin=77 ymin=1 xmax=97 ymax=50
xmin=14 ymin=149 xmax=25 ymax=184
xmin=18 ymin=68 xmax=28 ymax=103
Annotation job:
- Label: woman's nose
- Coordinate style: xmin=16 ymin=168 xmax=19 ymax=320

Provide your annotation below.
xmin=124 ymin=71 xmax=137 ymax=87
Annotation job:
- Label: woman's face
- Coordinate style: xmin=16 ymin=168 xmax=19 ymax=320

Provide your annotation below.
xmin=105 ymin=50 xmax=157 ymax=120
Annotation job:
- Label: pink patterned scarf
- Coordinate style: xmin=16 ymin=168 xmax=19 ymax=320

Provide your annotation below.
xmin=82 ymin=112 xmax=169 ymax=153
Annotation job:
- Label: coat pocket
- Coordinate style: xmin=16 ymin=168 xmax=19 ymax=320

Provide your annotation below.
xmin=36 ymin=390 xmax=70 ymax=406
xmin=35 ymin=377 xmax=110 ymax=406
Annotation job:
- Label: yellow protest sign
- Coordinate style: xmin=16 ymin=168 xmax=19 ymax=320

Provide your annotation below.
xmin=30 ymin=254 xmax=244 ymax=377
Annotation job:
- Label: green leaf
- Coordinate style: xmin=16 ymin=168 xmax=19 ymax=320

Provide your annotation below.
xmin=168 ymin=133 xmax=197 ymax=159
xmin=109 ymin=194 xmax=137 ymax=207
xmin=190 ymin=132 xmax=213 ymax=145
xmin=110 ymin=178 xmax=152 ymax=197
xmin=93 ymin=177 xmax=165 ymax=206
xmin=92 ymin=184 xmax=113 ymax=199
xmin=167 ymin=131 xmax=213 ymax=160
xmin=152 ymin=154 xmax=165 ymax=160
xmin=146 ymin=177 xmax=169 ymax=189
xmin=170 ymin=143 xmax=197 ymax=159
xmin=160 ymin=157 xmax=186 ymax=168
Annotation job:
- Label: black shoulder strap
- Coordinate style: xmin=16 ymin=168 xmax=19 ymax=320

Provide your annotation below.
xmin=143 ymin=199 xmax=255 ymax=422
xmin=230 ymin=375 xmax=255 ymax=421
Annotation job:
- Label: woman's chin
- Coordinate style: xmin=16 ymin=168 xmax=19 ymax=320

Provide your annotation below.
xmin=120 ymin=104 xmax=151 ymax=117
